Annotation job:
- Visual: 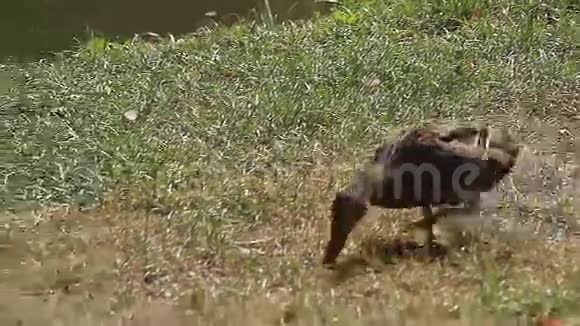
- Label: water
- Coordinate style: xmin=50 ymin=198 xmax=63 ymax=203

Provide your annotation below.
xmin=0 ymin=0 xmax=317 ymax=62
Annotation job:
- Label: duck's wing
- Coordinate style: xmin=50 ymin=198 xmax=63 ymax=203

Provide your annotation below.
xmin=438 ymin=127 xmax=479 ymax=144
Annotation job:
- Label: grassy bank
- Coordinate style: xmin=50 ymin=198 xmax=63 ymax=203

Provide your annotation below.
xmin=2 ymin=0 xmax=580 ymax=324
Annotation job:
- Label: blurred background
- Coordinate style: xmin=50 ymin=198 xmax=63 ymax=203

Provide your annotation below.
xmin=0 ymin=0 xmax=320 ymax=62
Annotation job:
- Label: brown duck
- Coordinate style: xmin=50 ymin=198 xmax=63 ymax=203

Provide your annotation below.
xmin=322 ymin=125 xmax=520 ymax=265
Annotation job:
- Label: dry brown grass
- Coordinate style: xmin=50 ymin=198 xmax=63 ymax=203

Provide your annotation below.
xmin=103 ymin=126 xmax=580 ymax=324
xmin=3 ymin=116 xmax=580 ymax=325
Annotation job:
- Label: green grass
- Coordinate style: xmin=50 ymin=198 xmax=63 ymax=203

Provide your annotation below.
xmin=1 ymin=0 xmax=579 ymax=324
xmin=3 ymin=0 xmax=577 ymax=208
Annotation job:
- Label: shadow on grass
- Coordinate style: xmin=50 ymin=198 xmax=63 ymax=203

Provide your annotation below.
xmin=326 ymin=237 xmax=450 ymax=284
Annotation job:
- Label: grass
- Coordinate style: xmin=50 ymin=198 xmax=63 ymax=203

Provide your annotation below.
xmin=1 ymin=0 xmax=580 ymax=324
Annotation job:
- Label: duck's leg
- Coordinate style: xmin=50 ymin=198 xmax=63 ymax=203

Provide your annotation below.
xmin=420 ymin=205 xmax=437 ymax=256
xmin=410 ymin=205 xmax=438 ymax=256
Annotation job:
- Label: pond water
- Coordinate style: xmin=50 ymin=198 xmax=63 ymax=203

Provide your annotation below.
xmin=0 ymin=0 xmax=318 ymax=62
